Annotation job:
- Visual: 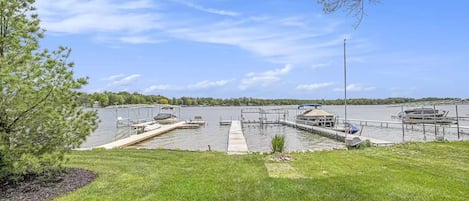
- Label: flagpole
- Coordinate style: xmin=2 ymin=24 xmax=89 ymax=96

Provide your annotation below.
xmin=344 ymin=38 xmax=347 ymax=132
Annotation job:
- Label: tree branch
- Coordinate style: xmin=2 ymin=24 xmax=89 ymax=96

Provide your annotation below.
xmin=7 ymin=86 xmax=54 ymax=131
xmin=318 ymin=0 xmax=378 ymax=28
xmin=353 ymin=0 xmax=365 ymax=29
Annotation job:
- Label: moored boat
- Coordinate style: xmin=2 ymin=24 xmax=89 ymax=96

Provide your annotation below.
xmin=154 ymin=113 xmax=178 ymax=124
xmin=397 ymin=107 xmax=455 ymax=124
xmin=143 ymin=123 xmax=162 ymax=132
xmin=333 ymin=122 xmax=360 ymax=134
xmin=187 ymin=116 xmax=205 ymax=125
xmin=398 ymin=107 xmax=448 ymax=120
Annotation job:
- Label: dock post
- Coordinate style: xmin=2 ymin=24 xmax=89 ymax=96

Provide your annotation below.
xmin=433 ymin=105 xmax=438 ymax=137
xmin=456 ymin=105 xmax=460 ymax=139
xmin=423 ymin=123 xmax=427 ymax=141
xmin=401 ymin=105 xmax=405 ymax=142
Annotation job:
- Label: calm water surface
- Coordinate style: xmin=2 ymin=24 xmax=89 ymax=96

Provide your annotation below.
xmin=81 ymin=105 xmax=469 ymax=151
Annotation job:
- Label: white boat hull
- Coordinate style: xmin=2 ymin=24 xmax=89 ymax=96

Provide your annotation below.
xmin=143 ymin=123 xmax=161 ymax=132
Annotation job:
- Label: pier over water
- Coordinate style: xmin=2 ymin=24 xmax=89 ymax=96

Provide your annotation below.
xmin=98 ymin=121 xmax=188 ymax=149
xmin=280 ymin=120 xmax=394 ymax=146
xmin=227 ymin=121 xmax=249 ymax=154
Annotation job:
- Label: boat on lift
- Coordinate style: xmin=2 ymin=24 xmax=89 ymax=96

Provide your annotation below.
xmin=153 ymin=105 xmax=179 ymax=124
xmin=397 ymin=107 xmax=455 ymax=124
xmin=154 ymin=113 xmax=177 ymax=124
xmin=398 ymin=107 xmax=448 ymax=119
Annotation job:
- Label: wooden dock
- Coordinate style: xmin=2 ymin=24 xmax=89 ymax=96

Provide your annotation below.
xmin=186 ymin=120 xmax=206 ymax=125
xmin=343 ymin=118 xmax=402 ymax=128
xmin=219 ymin=120 xmax=232 ymax=125
xmin=227 ymin=120 xmax=249 ymax=154
xmin=98 ymin=121 xmax=187 ymax=149
xmin=280 ymin=120 xmax=394 ymax=146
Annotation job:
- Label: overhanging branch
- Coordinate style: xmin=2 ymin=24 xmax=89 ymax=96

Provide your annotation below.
xmin=7 ymin=86 xmax=54 ymax=131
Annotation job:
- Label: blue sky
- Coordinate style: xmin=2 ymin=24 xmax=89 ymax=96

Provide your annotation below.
xmin=36 ymin=0 xmax=468 ymax=99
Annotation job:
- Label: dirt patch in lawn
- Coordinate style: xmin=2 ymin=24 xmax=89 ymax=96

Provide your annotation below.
xmin=265 ymin=163 xmax=306 ymax=179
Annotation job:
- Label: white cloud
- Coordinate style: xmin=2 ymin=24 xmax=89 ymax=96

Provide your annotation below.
xmin=296 ymin=82 xmax=334 ymax=90
xmin=311 ymin=62 xmax=332 ymax=70
xmin=42 ymin=13 xmax=157 ymax=34
xmin=36 ymin=0 xmax=357 ymax=65
xmin=263 ymin=64 xmax=292 ymax=76
xmin=96 ymin=74 xmax=140 ymax=91
xmin=87 ymin=87 xmax=105 ymax=93
xmin=118 ymin=36 xmax=164 ymax=44
xmin=144 ymin=85 xmax=173 ymax=93
xmin=102 ymin=74 xmax=125 ymax=81
xmin=173 ymin=0 xmax=240 ymax=17
xmin=278 ymin=17 xmax=308 ymax=29
xmin=240 ymin=64 xmax=292 ymax=90
xmin=36 ymin=0 xmax=160 ymax=34
xmin=187 ymin=80 xmax=232 ymax=90
xmin=334 ymin=84 xmax=377 ymax=92
xmin=107 ymin=74 xmax=141 ymax=87
xmin=167 ymin=17 xmax=348 ymax=65
xmin=144 ymin=79 xmax=233 ymax=93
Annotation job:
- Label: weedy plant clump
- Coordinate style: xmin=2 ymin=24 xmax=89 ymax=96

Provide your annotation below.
xmin=271 ymin=134 xmax=286 ymax=153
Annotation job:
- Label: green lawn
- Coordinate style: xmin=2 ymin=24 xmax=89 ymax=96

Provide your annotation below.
xmin=58 ymin=142 xmax=469 ymax=201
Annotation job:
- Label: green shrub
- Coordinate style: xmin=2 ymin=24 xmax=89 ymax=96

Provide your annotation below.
xmin=362 ymin=139 xmax=372 ymax=148
xmin=271 ymin=134 xmax=286 ymax=153
xmin=347 ymin=139 xmax=372 ymax=150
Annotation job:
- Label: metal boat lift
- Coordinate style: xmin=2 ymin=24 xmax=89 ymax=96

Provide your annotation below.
xmin=240 ymin=108 xmax=287 ymax=124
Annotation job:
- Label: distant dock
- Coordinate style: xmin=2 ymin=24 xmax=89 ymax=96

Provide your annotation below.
xmin=219 ymin=120 xmax=232 ymax=125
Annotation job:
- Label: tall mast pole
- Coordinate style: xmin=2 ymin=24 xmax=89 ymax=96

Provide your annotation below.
xmin=344 ymin=38 xmax=347 ymax=127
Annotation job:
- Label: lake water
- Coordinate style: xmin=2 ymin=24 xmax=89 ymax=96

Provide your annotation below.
xmin=80 ymin=105 xmax=469 ymax=151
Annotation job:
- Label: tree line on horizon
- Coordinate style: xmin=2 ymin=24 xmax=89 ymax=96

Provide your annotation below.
xmin=80 ymin=91 xmax=461 ymax=107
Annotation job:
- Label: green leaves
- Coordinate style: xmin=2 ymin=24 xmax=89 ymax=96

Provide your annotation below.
xmin=0 ymin=0 xmax=98 ymax=182
xmin=271 ymin=134 xmax=286 ymax=153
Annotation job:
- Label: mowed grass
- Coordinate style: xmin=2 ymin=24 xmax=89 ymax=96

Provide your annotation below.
xmin=58 ymin=142 xmax=469 ymax=201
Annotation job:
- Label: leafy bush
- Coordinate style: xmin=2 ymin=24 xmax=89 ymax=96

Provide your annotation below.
xmin=347 ymin=139 xmax=372 ymax=150
xmin=271 ymin=135 xmax=286 ymax=153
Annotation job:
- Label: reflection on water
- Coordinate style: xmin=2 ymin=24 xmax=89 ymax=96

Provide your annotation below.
xmin=81 ymin=105 xmax=469 ymax=151
xmin=130 ymin=125 xmax=229 ymax=151
xmin=243 ymin=124 xmax=345 ymax=152
xmin=130 ymin=123 xmax=346 ymax=152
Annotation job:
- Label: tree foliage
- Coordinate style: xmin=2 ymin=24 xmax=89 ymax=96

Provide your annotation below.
xmin=0 ymin=0 xmax=98 ymax=182
xmin=317 ymin=0 xmax=379 ymax=28
xmin=83 ymin=91 xmax=460 ymax=107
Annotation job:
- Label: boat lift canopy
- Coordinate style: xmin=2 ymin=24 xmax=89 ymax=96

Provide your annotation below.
xmin=298 ymin=103 xmax=322 ymax=109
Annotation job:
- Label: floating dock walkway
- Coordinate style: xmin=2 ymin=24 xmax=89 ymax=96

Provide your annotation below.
xmin=227 ymin=120 xmax=249 ymax=154
xmin=280 ymin=120 xmax=394 ymax=146
xmin=98 ymin=121 xmax=187 ymax=149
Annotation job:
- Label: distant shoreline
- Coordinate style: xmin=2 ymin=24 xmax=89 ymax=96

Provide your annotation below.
xmin=96 ymin=100 xmax=469 ymax=109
